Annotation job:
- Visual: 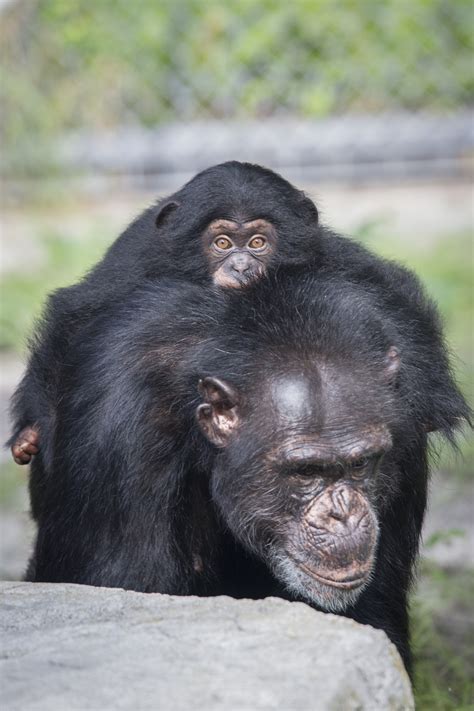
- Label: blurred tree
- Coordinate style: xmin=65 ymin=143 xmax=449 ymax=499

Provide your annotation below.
xmin=1 ymin=0 xmax=473 ymax=177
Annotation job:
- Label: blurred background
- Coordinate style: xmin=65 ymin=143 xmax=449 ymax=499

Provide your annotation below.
xmin=0 ymin=1 xmax=472 ymax=708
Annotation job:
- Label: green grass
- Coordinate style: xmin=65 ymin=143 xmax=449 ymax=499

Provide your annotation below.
xmin=0 ymin=461 xmax=27 ymax=509
xmin=412 ymin=561 xmax=474 ymax=710
xmin=0 ymin=230 xmax=111 ymax=352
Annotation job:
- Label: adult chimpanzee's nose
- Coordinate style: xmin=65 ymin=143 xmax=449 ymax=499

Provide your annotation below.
xmin=327 ymin=484 xmax=352 ymax=523
xmin=231 ymin=255 xmax=251 ymax=274
xmin=306 ymin=483 xmax=359 ymax=531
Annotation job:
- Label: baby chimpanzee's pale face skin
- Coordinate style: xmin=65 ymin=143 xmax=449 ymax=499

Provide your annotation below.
xmin=201 ymin=219 xmax=278 ymax=288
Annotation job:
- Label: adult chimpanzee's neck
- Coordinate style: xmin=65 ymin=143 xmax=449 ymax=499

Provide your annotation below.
xmin=209 ymin=530 xmax=287 ymax=600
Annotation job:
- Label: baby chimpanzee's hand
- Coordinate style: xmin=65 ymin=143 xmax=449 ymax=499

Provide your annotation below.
xmin=11 ymin=426 xmax=39 ymax=465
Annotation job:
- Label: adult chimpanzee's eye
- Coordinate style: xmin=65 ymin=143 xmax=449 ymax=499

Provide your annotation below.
xmin=248 ymin=235 xmax=266 ymax=250
xmin=290 ymin=463 xmax=326 ymax=478
xmin=350 ymin=457 xmax=369 ymax=474
xmin=214 ymin=236 xmax=233 ymax=250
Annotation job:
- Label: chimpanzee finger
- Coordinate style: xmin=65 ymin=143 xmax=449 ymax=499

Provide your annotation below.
xmin=22 ymin=442 xmax=39 ymax=455
xmin=12 ymin=450 xmax=31 ymax=465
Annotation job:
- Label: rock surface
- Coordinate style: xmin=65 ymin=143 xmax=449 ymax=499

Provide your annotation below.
xmin=0 ymin=582 xmax=413 ymax=711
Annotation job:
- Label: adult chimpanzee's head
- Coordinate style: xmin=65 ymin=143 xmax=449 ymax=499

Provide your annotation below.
xmin=195 ymin=274 xmax=406 ymax=611
xmin=151 ymin=162 xmax=319 ymax=288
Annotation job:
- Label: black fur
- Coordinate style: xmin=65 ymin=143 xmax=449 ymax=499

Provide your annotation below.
xmin=22 ymin=266 xmax=469 ymax=672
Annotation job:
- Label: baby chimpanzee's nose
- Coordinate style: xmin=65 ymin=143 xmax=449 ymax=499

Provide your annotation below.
xmin=231 ymin=256 xmax=251 ymax=273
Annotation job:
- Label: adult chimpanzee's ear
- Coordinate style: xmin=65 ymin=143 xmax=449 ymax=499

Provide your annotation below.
xmin=382 ymin=347 xmax=434 ymax=432
xmin=196 ymin=377 xmax=241 ymax=448
xmin=155 ymin=200 xmax=179 ymax=228
xmin=383 ymin=346 xmax=401 ymax=384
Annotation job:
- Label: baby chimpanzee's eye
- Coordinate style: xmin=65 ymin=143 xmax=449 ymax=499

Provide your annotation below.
xmin=214 ymin=236 xmax=233 ymax=250
xmin=248 ymin=235 xmax=266 ymax=250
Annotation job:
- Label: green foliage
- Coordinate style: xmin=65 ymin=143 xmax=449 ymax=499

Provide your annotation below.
xmin=424 ymin=529 xmax=466 ymax=549
xmin=2 ymin=0 xmax=473 ymax=176
xmin=0 ymin=231 xmax=110 ymax=351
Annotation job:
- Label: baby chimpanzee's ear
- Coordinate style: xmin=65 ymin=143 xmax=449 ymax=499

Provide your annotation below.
xmin=196 ymin=377 xmax=241 ymax=448
xmin=155 ymin=200 xmax=179 ymax=229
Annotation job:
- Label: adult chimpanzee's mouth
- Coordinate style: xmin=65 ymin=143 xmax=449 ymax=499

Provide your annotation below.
xmin=293 ymin=559 xmax=370 ymax=590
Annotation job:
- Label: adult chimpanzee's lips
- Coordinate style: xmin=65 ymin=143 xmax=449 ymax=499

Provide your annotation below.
xmin=291 ymin=558 xmax=370 ymax=590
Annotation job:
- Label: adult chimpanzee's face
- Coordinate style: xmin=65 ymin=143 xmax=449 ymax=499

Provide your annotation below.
xmin=201 ymin=219 xmax=278 ymax=288
xmin=196 ymin=348 xmax=400 ymax=611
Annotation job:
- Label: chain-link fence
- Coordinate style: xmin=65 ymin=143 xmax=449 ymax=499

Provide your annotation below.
xmin=2 ymin=0 xmax=473 ymax=185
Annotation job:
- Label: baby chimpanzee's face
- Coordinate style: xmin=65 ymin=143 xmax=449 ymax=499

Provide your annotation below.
xmin=202 ymin=219 xmax=278 ymax=288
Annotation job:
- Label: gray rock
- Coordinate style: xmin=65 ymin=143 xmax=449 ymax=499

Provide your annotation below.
xmin=0 ymin=582 xmax=413 ymax=711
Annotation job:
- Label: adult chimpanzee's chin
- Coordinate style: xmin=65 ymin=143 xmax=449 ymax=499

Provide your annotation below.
xmin=269 ymin=548 xmax=373 ymax=612
xmin=275 ymin=483 xmax=380 ymax=609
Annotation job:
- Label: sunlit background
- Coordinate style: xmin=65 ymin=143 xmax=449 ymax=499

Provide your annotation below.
xmin=1 ymin=2 xmax=473 ymax=708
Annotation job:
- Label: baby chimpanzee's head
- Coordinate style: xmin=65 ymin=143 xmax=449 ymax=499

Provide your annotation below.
xmin=153 ymin=161 xmax=319 ymax=288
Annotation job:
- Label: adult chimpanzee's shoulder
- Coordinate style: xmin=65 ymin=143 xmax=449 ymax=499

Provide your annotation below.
xmin=318 ymin=227 xmax=418 ymax=286
xmin=314 ymin=227 xmax=440 ymax=331
xmin=72 ymin=279 xmax=220 ymax=362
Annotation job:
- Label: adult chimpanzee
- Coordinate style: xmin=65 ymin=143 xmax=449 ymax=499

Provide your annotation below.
xmin=24 ymin=267 xmax=469 ymax=672
xmin=11 ymin=161 xmax=433 ymax=466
